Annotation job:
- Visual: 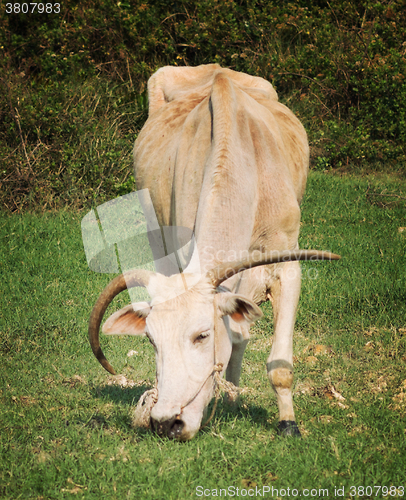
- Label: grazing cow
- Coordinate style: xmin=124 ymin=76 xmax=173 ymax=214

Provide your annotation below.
xmin=88 ymin=64 xmax=340 ymax=440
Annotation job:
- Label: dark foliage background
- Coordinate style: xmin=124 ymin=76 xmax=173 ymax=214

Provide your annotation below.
xmin=1 ymin=0 xmax=405 ymax=210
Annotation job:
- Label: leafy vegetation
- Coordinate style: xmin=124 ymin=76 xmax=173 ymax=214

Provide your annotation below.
xmin=1 ymin=0 xmax=405 ymax=210
xmin=1 ymin=173 xmax=405 ymax=498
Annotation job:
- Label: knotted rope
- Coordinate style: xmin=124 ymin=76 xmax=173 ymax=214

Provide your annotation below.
xmin=200 ymin=363 xmax=240 ymax=428
xmin=131 ymin=386 xmax=158 ymax=429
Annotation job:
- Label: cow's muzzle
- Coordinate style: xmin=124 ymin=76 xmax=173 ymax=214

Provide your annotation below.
xmin=150 ymin=415 xmax=185 ymax=439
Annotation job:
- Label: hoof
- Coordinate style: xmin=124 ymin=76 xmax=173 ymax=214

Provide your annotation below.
xmin=277 ymin=420 xmax=301 ymax=437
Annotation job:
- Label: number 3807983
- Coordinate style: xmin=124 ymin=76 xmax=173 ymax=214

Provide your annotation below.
xmin=6 ymin=3 xmax=61 ymax=14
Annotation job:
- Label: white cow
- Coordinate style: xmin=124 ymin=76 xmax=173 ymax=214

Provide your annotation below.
xmin=88 ymin=64 xmax=340 ymax=440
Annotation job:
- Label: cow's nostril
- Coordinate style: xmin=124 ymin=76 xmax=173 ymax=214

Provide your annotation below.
xmin=168 ymin=418 xmax=184 ymax=439
xmin=150 ymin=417 xmax=184 ymax=439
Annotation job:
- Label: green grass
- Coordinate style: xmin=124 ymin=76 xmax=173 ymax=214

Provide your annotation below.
xmin=1 ymin=172 xmax=405 ymax=499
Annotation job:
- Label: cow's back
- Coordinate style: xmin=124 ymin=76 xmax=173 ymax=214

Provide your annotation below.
xmin=134 ymin=65 xmax=308 ymax=263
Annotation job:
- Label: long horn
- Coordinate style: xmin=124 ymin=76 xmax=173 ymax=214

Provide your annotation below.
xmin=206 ymin=250 xmax=341 ymax=287
xmin=88 ymin=270 xmax=154 ymax=375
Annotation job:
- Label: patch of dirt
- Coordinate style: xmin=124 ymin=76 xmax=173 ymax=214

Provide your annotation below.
xmin=106 ymin=374 xmax=138 ymax=388
xmin=390 ymin=380 xmax=406 ymax=414
xmin=64 ymin=375 xmax=87 ymax=388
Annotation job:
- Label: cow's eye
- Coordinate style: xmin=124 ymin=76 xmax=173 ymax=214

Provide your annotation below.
xmin=193 ymin=331 xmax=210 ymax=343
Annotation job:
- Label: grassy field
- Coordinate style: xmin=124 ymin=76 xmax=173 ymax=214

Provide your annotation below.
xmin=0 ymin=172 xmax=405 ymax=499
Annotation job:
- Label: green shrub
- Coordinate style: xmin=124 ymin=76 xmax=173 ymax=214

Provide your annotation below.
xmin=1 ymin=0 xmax=405 ymax=210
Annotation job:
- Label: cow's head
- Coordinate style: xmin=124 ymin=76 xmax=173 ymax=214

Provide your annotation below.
xmin=88 ymin=250 xmax=340 ymax=440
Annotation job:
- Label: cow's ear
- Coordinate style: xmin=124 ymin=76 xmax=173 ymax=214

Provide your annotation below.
xmin=102 ymin=303 xmax=150 ymax=336
xmin=217 ymin=293 xmax=263 ymax=324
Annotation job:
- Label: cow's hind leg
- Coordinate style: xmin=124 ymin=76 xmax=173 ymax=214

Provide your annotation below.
xmin=267 ymin=261 xmax=301 ymax=437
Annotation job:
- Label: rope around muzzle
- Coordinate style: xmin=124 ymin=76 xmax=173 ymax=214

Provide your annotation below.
xmin=200 ymin=363 xmax=240 ymax=429
xmin=131 ymin=295 xmax=240 ymax=430
xmin=130 ymin=365 xmax=240 ymax=429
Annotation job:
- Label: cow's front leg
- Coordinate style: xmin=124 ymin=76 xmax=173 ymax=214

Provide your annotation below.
xmin=267 ymin=260 xmax=301 ymax=437
xmin=226 ymin=338 xmax=249 ymax=398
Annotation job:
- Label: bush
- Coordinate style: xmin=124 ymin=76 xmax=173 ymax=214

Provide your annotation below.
xmin=0 ymin=0 xmax=405 ymax=210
